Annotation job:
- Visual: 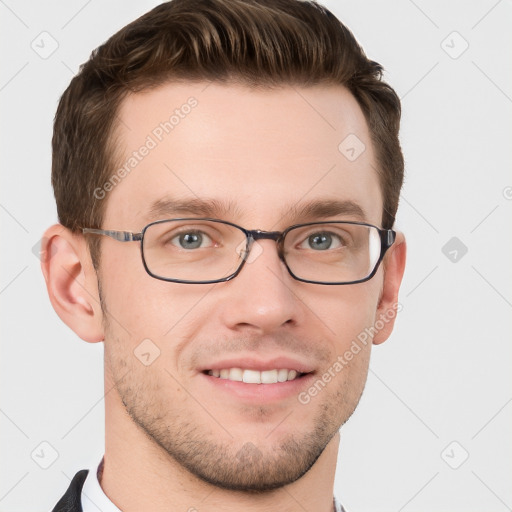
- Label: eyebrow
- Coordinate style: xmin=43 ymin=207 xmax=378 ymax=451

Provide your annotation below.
xmin=143 ymin=197 xmax=367 ymax=224
xmin=284 ymin=199 xmax=367 ymax=222
xmin=145 ymin=197 xmax=243 ymax=221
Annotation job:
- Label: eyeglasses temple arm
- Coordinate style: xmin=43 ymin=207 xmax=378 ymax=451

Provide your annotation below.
xmin=82 ymin=228 xmax=142 ymax=242
xmin=386 ymin=230 xmax=396 ymax=246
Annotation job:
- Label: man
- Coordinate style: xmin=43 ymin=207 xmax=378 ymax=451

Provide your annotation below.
xmin=42 ymin=0 xmax=406 ymax=510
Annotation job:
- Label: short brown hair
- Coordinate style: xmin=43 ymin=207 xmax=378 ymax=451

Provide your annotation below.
xmin=52 ymin=0 xmax=404 ymax=266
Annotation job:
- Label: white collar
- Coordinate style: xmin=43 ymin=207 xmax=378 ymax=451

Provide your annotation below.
xmin=80 ymin=458 xmax=346 ymax=512
xmin=81 ymin=458 xmax=121 ymax=512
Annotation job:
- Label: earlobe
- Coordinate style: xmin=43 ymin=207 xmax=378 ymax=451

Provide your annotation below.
xmin=372 ymin=231 xmax=406 ymax=345
xmin=41 ymin=224 xmax=104 ymax=343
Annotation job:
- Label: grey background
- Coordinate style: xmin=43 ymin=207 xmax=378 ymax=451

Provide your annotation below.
xmin=1 ymin=1 xmax=511 ymax=511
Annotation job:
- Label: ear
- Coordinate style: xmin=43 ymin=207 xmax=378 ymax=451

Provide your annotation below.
xmin=40 ymin=224 xmax=104 ymax=343
xmin=373 ymin=230 xmax=406 ymax=345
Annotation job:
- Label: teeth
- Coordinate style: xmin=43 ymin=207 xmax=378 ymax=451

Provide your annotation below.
xmin=277 ymin=369 xmax=288 ymax=382
xmin=243 ymin=369 xmax=261 ymax=384
xmin=229 ymin=368 xmax=243 ymax=381
xmin=207 ymin=368 xmax=303 ymax=383
xmin=261 ymin=370 xmax=278 ymax=384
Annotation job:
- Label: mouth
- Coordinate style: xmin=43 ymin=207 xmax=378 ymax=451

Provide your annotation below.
xmin=197 ymin=356 xmax=316 ymax=402
xmin=200 ymin=366 xmax=316 ymax=403
xmin=202 ymin=368 xmax=309 ymax=384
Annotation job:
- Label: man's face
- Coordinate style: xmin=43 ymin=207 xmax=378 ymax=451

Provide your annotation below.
xmin=99 ymin=82 xmax=386 ymax=490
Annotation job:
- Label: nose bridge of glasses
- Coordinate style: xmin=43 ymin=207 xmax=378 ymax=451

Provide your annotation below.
xmin=244 ymin=229 xmax=285 ymax=262
xmin=248 ymin=229 xmax=283 ymax=242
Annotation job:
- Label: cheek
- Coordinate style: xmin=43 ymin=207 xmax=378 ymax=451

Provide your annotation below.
xmin=100 ymin=247 xmax=196 ymax=339
xmin=308 ymin=280 xmax=382 ymax=351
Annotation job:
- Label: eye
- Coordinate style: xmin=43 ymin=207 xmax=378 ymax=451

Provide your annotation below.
xmin=170 ymin=230 xmax=213 ymax=250
xmin=299 ymin=231 xmax=344 ymax=251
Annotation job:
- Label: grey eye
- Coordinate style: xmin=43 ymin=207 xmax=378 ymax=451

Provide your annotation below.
xmin=307 ymin=232 xmax=334 ymax=250
xmin=174 ymin=232 xmax=207 ymax=249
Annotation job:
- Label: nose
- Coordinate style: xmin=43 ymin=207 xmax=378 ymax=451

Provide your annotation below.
xmin=217 ymin=238 xmax=300 ymax=335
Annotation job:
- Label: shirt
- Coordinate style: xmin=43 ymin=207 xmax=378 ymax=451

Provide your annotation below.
xmin=81 ymin=458 xmax=347 ymax=512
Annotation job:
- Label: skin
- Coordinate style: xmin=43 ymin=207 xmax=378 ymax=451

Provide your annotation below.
xmin=42 ymin=82 xmax=406 ymax=512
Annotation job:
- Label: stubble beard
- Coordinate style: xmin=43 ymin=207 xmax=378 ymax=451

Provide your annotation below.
xmin=100 ymin=286 xmax=366 ymax=492
xmin=108 ymin=343 xmax=364 ymax=492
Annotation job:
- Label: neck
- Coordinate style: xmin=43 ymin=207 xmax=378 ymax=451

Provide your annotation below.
xmin=101 ymin=376 xmax=339 ymax=512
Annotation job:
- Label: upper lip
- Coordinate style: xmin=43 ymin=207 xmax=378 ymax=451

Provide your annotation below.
xmin=199 ymin=356 xmax=316 ymax=374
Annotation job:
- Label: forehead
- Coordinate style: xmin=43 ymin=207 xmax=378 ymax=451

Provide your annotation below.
xmin=104 ymin=82 xmax=382 ymax=228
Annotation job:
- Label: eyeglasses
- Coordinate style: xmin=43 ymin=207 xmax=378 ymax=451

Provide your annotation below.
xmin=83 ymin=218 xmax=395 ymax=285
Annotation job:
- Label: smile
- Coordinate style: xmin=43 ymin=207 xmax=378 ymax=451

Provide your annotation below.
xmin=205 ymin=368 xmax=306 ymax=384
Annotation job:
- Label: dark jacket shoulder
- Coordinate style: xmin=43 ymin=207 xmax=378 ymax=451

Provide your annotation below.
xmin=51 ymin=470 xmax=89 ymax=512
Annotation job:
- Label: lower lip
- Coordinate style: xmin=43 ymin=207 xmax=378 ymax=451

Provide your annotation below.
xmin=199 ymin=372 xmax=316 ymax=403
